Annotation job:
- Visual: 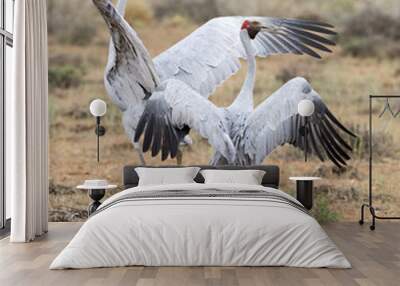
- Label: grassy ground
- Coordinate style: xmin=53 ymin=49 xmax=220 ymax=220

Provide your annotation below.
xmin=48 ymin=1 xmax=400 ymax=223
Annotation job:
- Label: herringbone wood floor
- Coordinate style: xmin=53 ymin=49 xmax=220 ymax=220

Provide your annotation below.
xmin=0 ymin=222 xmax=399 ymax=286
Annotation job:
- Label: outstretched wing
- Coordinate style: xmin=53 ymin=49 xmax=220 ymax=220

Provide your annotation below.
xmin=93 ymin=0 xmax=160 ymax=111
xmin=238 ymin=77 xmax=356 ymax=168
xmin=154 ymin=16 xmax=336 ymax=98
xmin=134 ymin=80 xmax=236 ymax=162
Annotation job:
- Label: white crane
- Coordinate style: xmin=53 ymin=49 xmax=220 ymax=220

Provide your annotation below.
xmin=93 ymin=0 xmax=355 ymax=168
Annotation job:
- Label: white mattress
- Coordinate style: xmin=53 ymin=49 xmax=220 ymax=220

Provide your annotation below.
xmin=50 ymin=183 xmax=350 ymax=269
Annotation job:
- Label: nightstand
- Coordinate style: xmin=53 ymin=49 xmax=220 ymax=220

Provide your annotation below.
xmin=77 ymin=183 xmax=117 ymax=215
xmin=289 ymin=177 xmax=321 ymax=210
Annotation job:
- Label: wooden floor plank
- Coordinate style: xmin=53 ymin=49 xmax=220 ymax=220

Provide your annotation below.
xmin=0 ymin=222 xmax=399 ymax=286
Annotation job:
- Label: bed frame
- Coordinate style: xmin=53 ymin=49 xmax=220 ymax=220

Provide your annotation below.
xmin=123 ymin=165 xmax=280 ymax=189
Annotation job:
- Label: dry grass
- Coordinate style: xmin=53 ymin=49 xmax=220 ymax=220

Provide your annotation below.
xmin=124 ymin=0 xmax=154 ymax=27
xmin=47 ymin=0 xmax=101 ymax=45
xmin=49 ymin=1 xmax=400 ymax=222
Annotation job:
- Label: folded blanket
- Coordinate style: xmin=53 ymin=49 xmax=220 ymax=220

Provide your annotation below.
xmin=93 ymin=186 xmax=308 ymax=217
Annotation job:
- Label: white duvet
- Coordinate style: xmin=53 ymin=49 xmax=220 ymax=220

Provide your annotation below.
xmin=50 ymin=183 xmax=350 ymax=269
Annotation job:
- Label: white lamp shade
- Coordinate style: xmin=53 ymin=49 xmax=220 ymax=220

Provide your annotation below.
xmin=90 ymin=99 xmax=107 ymax=117
xmin=298 ymin=99 xmax=315 ymax=117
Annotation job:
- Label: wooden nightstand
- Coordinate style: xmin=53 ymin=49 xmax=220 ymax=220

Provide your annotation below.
xmin=77 ymin=183 xmax=117 ymax=215
xmin=289 ymin=177 xmax=321 ymax=210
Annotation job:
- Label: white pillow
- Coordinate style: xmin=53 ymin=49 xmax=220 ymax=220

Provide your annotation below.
xmin=200 ymin=169 xmax=266 ymax=185
xmin=135 ymin=167 xmax=200 ymax=186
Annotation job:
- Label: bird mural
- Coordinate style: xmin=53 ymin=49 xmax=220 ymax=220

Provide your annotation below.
xmin=93 ymin=0 xmax=356 ymax=168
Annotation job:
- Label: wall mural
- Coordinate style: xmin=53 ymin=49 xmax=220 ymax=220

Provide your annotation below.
xmin=93 ymin=0 xmax=355 ymax=168
xmin=48 ymin=0 xmax=400 ymax=223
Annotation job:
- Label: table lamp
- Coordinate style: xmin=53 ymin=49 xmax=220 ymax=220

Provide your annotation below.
xmin=89 ymin=99 xmax=107 ymax=162
xmin=298 ymin=99 xmax=315 ymax=162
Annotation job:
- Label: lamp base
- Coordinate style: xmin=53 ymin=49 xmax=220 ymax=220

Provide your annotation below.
xmin=88 ymin=189 xmax=106 ymax=215
xmin=95 ymin=126 xmax=106 ymax=136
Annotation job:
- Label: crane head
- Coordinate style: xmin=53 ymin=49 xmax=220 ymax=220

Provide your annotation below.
xmin=241 ymin=20 xmax=264 ymax=40
xmin=241 ymin=20 xmax=251 ymax=30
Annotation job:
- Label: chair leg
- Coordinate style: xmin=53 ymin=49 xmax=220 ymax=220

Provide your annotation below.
xmin=370 ymin=207 xmax=376 ymax=231
xmin=359 ymin=204 xmax=368 ymax=225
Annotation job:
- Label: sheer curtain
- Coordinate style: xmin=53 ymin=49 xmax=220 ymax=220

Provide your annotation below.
xmin=7 ymin=0 xmax=49 ymax=242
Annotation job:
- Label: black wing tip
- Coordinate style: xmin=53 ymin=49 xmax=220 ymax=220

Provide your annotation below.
xmin=283 ymin=25 xmax=337 ymax=46
xmin=325 ymin=109 xmax=358 ymax=138
xmin=142 ymin=115 xmax=155 ymax=152
xmin=302 ymin=48 xmax=322 ymax=59
xmin=151 ymin=117 xmax=163 ymax=157
xmin=284 ymin=36 xmax=323 ymax=59
xmin=282 ymin=19 xmax=337 ymax=35
xmin=304 ymin=114 xmax=353 ymax=169
xmin=313 ymin=122 xmax=348 ymax=168
xmin=311 ymin=53 xmax=322 ymax=59
xmin=134 ymin=113 xmax=147 ymax=143
xmin=133 ymin=130 xmax=142 ymax=143
xmin=320 ymin=122 xmax=351 ymax=161
xmin=283 ymin=18 xmax=335 ymax=29
xmin=133 ymin=134 xmax=140 ymax=143
xmin=133 ymin=103 xmax=181 ymax=161
xmin=349 ymin=129 xmax=358 ymax=138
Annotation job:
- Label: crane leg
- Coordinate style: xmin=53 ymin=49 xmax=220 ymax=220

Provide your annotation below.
xmin=133 ymin=142 xmax=146 ymax=166
xmin=176 ymin=149 xmax=183 ymax=166
xmin=137 ymin=148 xmax=146 ymax=166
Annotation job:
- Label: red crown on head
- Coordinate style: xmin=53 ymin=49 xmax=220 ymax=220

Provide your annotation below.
xmin=241 ymin=20 xmax=250 ymax=30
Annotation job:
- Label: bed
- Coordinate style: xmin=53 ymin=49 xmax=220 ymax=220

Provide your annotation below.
xmin=50 ymin=165 xmax=350 ymax=269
